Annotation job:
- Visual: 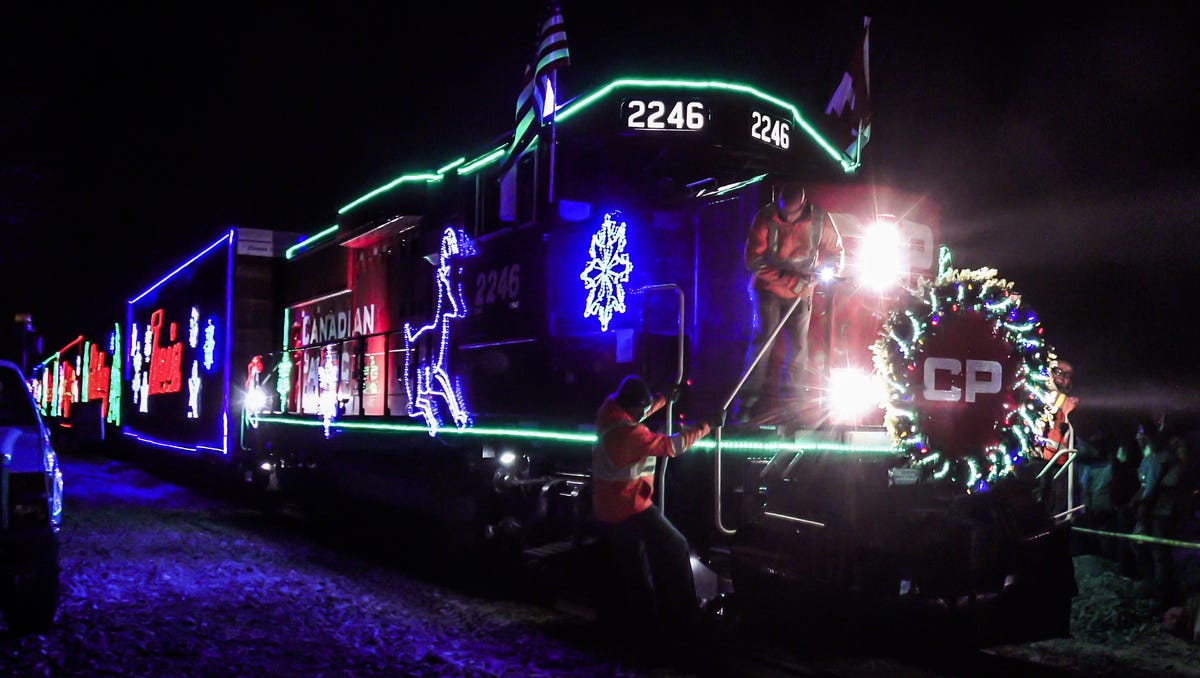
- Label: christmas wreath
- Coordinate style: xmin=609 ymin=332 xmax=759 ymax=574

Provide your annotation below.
xmin=870 ymin=247 xmax=1059 ymax=491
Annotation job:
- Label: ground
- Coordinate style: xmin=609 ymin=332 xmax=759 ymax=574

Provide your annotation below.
xmin=988 ymin=552 xmax=1200 ymax=676
xmin=2 ymin=449 xmax=636 ymax=677
xmin=1 ymin=447 xmax=1198 ymax=676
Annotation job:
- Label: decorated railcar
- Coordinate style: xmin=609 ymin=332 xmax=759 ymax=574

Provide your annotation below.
xmin=37 ymin=75 xmax=1073 ymax=646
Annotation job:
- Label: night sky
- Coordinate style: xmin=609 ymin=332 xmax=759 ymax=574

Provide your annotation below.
xmin=3 ymin=2 xmax=1198 ymax=423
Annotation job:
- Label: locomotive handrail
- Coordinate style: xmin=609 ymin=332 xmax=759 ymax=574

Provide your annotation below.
xmin=1037 ymin=419 xmax=1079 ymax=522
xmin=713 ymin=289 xmax=810 ymax=536
xmin=1050 ymin=450 xmax=1077 ymax=481
xmin=632 ymin=284 xmax=685 ymax=513
xmin=762 ymin=511 xmax=825 ymax=528
xmin=717 ymin=291 xmax=808 ymax=416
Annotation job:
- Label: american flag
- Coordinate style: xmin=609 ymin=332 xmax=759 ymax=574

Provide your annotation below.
xmin=500 ymin=3 xmax=570 ymax=174
xmin=824 ymin=16 xmax=871 ymax=166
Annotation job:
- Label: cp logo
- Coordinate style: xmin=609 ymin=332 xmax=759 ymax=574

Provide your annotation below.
xmin=923 ymin=358 xmax=1002 ymax=403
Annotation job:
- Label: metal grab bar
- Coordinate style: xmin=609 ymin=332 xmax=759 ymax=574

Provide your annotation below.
xmin=713 ymin=291 xmax=810 ymax=536
xmin=632 ymin=284 xmax=685 ymax=513
xmin=1036 ymin=418 xmax=1078 ymax=522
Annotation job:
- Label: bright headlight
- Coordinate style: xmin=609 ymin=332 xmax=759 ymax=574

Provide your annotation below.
xmin=856 ymin=218 xmax=904 ymax=291
xmin=828 ymin=368 xmax=885 ymax=423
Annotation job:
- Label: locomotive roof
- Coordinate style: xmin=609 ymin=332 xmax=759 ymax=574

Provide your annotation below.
xmin=298 ymin=76 xmax=854 ymax=253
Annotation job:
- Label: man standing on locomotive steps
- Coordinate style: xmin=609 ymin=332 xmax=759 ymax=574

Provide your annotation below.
xmin=734 ymin=182 xmax=844 ymax=425
xmin=1036 ymin=358 xmax=1080 ymax=517
xmin=591 ymin=374 xmax=711 ymax=640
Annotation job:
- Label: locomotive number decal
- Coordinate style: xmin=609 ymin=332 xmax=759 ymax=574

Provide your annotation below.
xmin=623 ymin=99 xmax=706 ymax=131
xmin=474 ymin=264 xmax=521 ymax=308
xmin=750 ymin=110 xmax=790 ymax=149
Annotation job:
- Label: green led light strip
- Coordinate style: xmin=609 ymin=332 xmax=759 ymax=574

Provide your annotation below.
xmin=555 ymin=78 xmax=849 ymax=170
xmin=338 ymin=173 xmax=444 ymax=215
xmin=285 ymin=225 xmax=339 ymax=259
xmin=323 ymin=77 xmax=854 ymax=229
xmin=253 ymin=415 xmax=900 ymax=456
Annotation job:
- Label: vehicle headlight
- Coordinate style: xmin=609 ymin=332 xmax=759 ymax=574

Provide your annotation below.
xmin=42 ymin=438 xmax=63 ymax=530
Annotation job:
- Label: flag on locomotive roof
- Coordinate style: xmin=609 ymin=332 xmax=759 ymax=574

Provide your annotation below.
xmin=824 ymin=16 xmax=871 ymax=167
xmin=500 ymin=2 xmax=571 ymax=175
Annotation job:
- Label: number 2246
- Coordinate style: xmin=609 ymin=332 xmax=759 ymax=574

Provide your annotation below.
xmin=474 ymin=264 xmax=520 ymax=306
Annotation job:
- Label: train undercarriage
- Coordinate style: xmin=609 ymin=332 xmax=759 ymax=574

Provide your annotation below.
xmin=249 ymin=417 xmax=1072 ymax=649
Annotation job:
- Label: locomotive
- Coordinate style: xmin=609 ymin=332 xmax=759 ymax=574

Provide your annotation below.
xmin=34 ymin=74 xmax=1074 ymax=646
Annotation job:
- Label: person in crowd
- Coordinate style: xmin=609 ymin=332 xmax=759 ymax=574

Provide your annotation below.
xmin=1076 ymin=431 xmax=1116 ymax=556
xmin=1111 ymin=432 xmax=1145 ymax=576
xmin=591 ymin=374 xmax=711 ymax=641
xmin=733 ymin=182 xmax=844 ymax=425
xmin=1160 ymin=420 xmax=1200 ymax=635
xmin=1130 ymin=415 xmax=1189 ymax=611
xmin=1130 ymin=417 xmax=1161 ymax=550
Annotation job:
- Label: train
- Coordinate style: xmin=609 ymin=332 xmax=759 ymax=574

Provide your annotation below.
xmin=31 ymin=70 xmax=1076 ymax=647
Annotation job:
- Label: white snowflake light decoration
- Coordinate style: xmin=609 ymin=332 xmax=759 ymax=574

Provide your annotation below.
xmin=579 ymin=211 xmax=634 ymax=332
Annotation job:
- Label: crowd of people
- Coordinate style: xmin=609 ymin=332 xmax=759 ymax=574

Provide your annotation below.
xmin=1052 ymin=365 xmax=1200 ymax=640
xmin=1073 ymin=414 xmax=1198 ymax=598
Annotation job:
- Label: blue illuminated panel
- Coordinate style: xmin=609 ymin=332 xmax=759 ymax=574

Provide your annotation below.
xmin=124 ymin=231 xmax=234 ymax=455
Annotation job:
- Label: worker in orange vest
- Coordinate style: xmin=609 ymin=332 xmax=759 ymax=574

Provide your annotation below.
xmin=1036 ymin=359 xmax=1079 ymax=516
xmin=734 ymin=182 xmax=844 ymax=425
xmin=591 ymin=374 xmax=711 ymax=640
xmin=1040 ymin=359 xmax=1079 ymax=464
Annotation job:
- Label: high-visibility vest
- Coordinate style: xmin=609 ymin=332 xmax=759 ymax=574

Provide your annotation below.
xmin=590 ymin=397 xmax=706 ymax=524
xmin=1040 ymin=392 xmax=1077 ymax=464
xmin=592 ymin=420 xmax=656 ymax=485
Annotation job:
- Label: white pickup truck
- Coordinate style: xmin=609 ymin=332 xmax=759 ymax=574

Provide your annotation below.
xmin=0 ymin=358 xmax=63 ymax=633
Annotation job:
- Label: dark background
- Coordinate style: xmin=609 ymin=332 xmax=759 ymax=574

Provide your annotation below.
xmin=3 ymin=2 xmax=1198 ymax=428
